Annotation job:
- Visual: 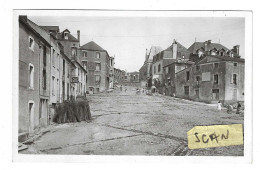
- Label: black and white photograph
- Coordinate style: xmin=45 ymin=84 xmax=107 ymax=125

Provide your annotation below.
xmin=12 ymin=9 xmax=253 ymax=163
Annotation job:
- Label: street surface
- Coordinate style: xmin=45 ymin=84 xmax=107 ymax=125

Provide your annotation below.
xmin=21 ymin=86 xmax=244 ymax=156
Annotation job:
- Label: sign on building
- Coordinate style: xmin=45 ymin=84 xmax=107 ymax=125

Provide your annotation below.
xmin=71 ymin=77 xmax=79 ymax=83
xmin=202 ymin=72 xmax=211 ymax=81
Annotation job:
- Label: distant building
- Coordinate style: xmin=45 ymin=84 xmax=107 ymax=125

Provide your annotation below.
xmin=139 ymin=46 xmax=162 ymax=88
xmin=114 ymin=68 xmax=126 ymax=85
xmin=175 ymin=55 xmax=244 ymax=103
xmin=80 ymin=41 xmax=110 ymax=93
xmin=109 ymin=56 xmax=115 ymax=89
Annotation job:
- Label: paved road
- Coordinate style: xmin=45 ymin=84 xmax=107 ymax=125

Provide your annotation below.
xmin=21 ymin=86 xmax=244 ymax=156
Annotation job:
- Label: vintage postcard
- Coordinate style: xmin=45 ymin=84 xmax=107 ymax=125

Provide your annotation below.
xmin=13 ymin=10 xmax=252 ymax=163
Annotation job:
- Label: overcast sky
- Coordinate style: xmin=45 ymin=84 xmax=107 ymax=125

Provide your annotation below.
xmin=29 ymin=16 xmax=245 ymax=72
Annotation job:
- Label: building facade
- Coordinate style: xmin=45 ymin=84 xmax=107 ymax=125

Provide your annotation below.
xmin=19 ymin=16 xmax=51 ymax=141
xmin=80 ymin=41 xmax=110 ymax=94
xmin=139 ymin=46 xmax=162 ymax=88
xmin=114 ymin=68 xmax=126 ymax=85
xmin=152 ymin=40 xmax=191 ymax=93
xmin=163 ymin=60 xmax=194 ymax=96
xmin=175 ymin=55 xmax=244 ymax=103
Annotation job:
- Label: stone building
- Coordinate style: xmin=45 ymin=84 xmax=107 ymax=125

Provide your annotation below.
xmin=175 ymin=54 xmax=244 ymax=103
xmin=114 ymin=68 xmax=126 ymax=85
xmin=80 ymin=41 xmax=110 ymax=94
xmin=139 ymin=46 xmax=162 ymax=88
xmin=152 ymin=39 xmax=191 ymax=93
xmin=163 ymin=60 xmax=194 ymax=96
xmin=19 ymin=16 xmax=51 ymax=141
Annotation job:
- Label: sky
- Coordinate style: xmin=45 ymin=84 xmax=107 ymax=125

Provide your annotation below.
xmin=29 ymin=16 xmax=245 ymax=72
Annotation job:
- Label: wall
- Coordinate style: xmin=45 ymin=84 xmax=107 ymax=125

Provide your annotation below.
xmin=224 ymin=62 xmax=245 ymax=102
xmin=19 ymin=22 xmax=40 ymax=135
xmin=81 ymin=50 xmax=109 ymax=93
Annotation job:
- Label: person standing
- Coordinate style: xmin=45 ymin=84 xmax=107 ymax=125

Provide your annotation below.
xmin=125 ymin=85 xmax=127 ymax=93
xmin=236 ymin=102 xmax=242 ymax=114
xmin=217 ymin=101 xmax=222 ymax=111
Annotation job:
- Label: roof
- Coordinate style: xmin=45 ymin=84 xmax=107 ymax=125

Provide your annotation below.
xmin=188 ymin=42 xmax=229 ymax=53
xmin=57 ymin=30 xmax=79 ymax=42
xmin=40 ymin=26 xmax=60 ymax=32
xmin=164 ymin=42 xmax=189 ymax=53
xmin=80 ymin=41 xmax=105 ymax=51
xmin=204 ymin=55 xmax=245 ymax=63
xmin=19 ymin=16 xmax=51 ymax=47
xmin=147 ymin=46 xmax=163 ymax=61
xmin=163 ymin=60 xmax=194 ymax=68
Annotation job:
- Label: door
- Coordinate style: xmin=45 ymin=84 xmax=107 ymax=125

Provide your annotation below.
xmin=195 ymin=89 xmax=199 ymax=99
xmin=28 ymin=102 xmax=34 ymax=133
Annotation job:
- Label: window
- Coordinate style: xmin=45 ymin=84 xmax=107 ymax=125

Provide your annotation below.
xmin=64 ymin=32 xmax=68 ymax=39
xmin=29 ymin=36 xmax=34 ymax=51
xmin=83 ymin=52 xmax=87 ymax=57
xmin=95 ymin=75 xmax=101 ymax=84
xmin=220 ymin=52 xmax=224 ymax=56
xmin=154 ymin=66 xmax=156 ymax=74
xmin=57 ymin=53 xmax=60 ymax=69
xmin=158 ymin=64 xmax=161 ymax=72
xmin=231 ymin=53 xmax=234 ymax=57
xmin=133 ymin=75 xmax=136 ymax=80
xmin=214 ymin=63 xmax=219 ymax=68
xmin=52 ymin=76 xmax=55 ymax=96
xmin=57 ymin=79 xmax=59 ymax=96
xmin=234 ymin=63 xmax=237 ymax=67
xmin=96 ymin=63 xmax=101 ymax=71
xmin=167 ymin=78 xmax=171 ymax=86
xmin=63 ymin=59 xmax=65 ymax=76
xmin=52 ymin=49 xmax=55 ymax=67
xmin=86 ymin=75 xmax=88 ymax=83
xmin=42 ymin=70 xmax=47 ymax=90
xmin=232 ymin=74 xmax=237 ymax=85
xmin=96 ymin=52 xmax=100 ymax=59
xmin=29 ymin=64 xmax=34 ymax=89
xmin=182 ymin=55 xmax=185 ymax=59
xmin=196 ymin=65 xmax=200 ymax=71
xmin=186 ymin=71 xmax=190 ymax=81
xmin=214 ymin=74 xmax=219 ymax=84
xmin=184 ymin=86 xmax=189 ymax=95
xmin=196 ymin=76 xmax=200 ymax=85
xmin=71 ymin=47 xmax=77 ymax=57
xmin=43 ymin=46 xmax=47 ymax=66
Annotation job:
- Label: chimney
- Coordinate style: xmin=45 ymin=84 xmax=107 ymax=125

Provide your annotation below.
xmin=204 ymin=41 xmax=208 ymax=52
xmin=145 ymin=48 xmax=148 ymax=61
xmin=77 ymin=30 xmax=80 ymax=44
xmin=19 ymin=15 xmax=27 ymax=22
xmin=233 ymin=45 xmax=240 ymax=56
xmin=207 ymin=40 xmax=211 ymax=44
xmin=172 ymin=39 xmax=177 ymax=59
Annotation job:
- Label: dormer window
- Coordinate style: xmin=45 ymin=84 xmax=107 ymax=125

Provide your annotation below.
xmin=220 ymin=51 xmax=224 ymax=56
xmin=64 ymin=32 xmax=69 ymax=39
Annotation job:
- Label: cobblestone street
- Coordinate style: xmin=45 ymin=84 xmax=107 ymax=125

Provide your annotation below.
xmin=21 ymin=86 xmax=244 ymax=156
